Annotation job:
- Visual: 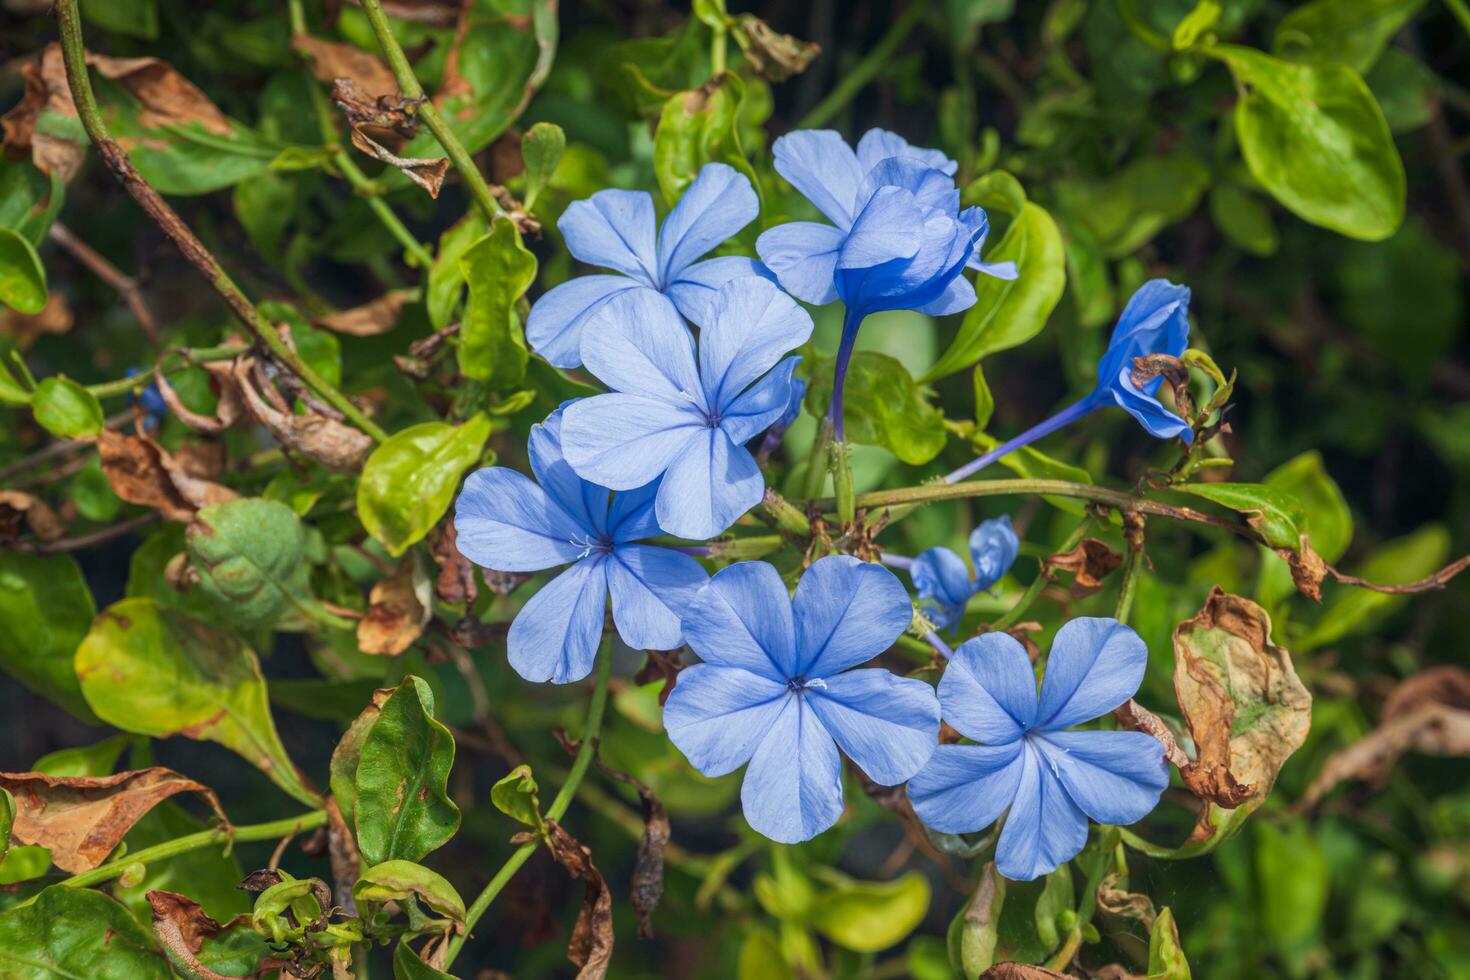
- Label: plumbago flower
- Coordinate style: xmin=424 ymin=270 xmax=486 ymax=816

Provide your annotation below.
xmin=561 ymin=277 xmax=812 ymax=540
xmin=946 ymin=279 xmax=1194 ymax=483
xmin=525 ymin=163 xmax=772 ymax=368
xmin=906 ymin=515 xmax=1020 ymax=629
xmin=453 ymin=406 xmax=707 ymax=684
xmin=663 ymin=557 xmax=940 ymax=843
xmin=907 ymin=621 xmax=1168 ymax=881
xmin=755 ymin=128 xmax=1017 ymax=438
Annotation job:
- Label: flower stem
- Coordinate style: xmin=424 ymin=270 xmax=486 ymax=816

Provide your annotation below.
xmin=797 ymin=1 xmax=927 ymax=129
xmin=922 ymin=630 xmax=952 ymax=659
xmin=356 ymin=0 xmax=506 ymax=223
xmin=944 ymin=399 xmax=1096 ymax=484
xmin=444 ymin=650 xmax=614 ymax=968
xmin=827 ymin=308 xmax=864 ymax=443
xmin=880 ymin=553 xmax=913 ymax=571
xmin=800 ymin=417 xmax=834 ymax=500
xmin=831 ymin=439 xmax=856 ymax=526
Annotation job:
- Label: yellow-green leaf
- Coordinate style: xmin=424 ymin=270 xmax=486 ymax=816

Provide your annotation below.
xmin=358 ymin=415 xmax=492 ymax=557
xmin=459 ymin=217 xmax=537 ymax=388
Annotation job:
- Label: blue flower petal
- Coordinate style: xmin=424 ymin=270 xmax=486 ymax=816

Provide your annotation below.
xmin=837 ymin=186 xmax=923 ymax=270
xmin=994 ymin=743 xmax=1089 ymax=881
xmin=1032 ymin=730 xmax=1168 ymax=826
xmin=967 ymin=255 xmax=1019 ymax=280
xmin=940 ymin=633 xmax=1039 ymax=744
xmin=1094 ymin=279 xmax=1190 ymax=404
xmin=793 ymin=555 xmax=913 ymax=678
xmin=698 ymin=278 xmax=814 ymax=410
xmin=1103 ymin=368 xmax=1194 ymax=442
xmin=656 ymin=163 xmax=759 ymax=283
xmin=577 ymin=288 xmax=705 ymax=406
xmin=528 ymin=407 xmax=608 ymax=536
xmin=507 ymin=557 xmax=609 ymax=684
xmin=680 ymin=560 xmax=798 ymax=681
xmin=772 ymin=129 xmax=863 ymax=228
xmin=857 ymin=157 xmax=959 ymax=214
xmin=754 ymin=221 xmax=844 ymax=306
xmin=969 ymin=515 xmax=1020 ymax=591
xmin=562 ymin=394 xmax=704 ymax=491
xmin=911 ymin=546 xmax=973 ymax=629
xmin=667 ymin=256 xmax=776 ymax=329
xmin=907 ymin=742 xmax=1025 ymax=835
xmin=606 ymin=480 xmax=662 ymax=543
xmin=915 ymin=274 xmax=976 ymax=316
xmin=654 ymin=427 xmax=764 ymax=539
xmin=741 ymin=697 xmax=844 ymax=843
xmin=807 ymin=668 xmax=938 ymax=785
xmin=454 ymin=467 xmax=590 ymax=572
xmin=558 ymin=189 xmax=658 ymax=283
xmin=1034 ymin=617 xmax=1148 ymax=731
xmin=525 ymin=275 xmax=644 ymax=369
xmin=663 ymin=663 xmax=790 ymax=776
xmin=720 ymin=355 xmax=801 ymax=445
xmin=856 ymin=127 xmax=958 ymax=176
xmin=607 ymin=543 xmax=707 ymax=650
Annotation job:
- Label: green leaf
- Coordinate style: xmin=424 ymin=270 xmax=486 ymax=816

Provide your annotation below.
xmin=0 ymin=227 xmax=47 ymax=314
xmin=0 ymin=358 xmax=29 ymax=406
xmin=0 ymin=885 xmax=169 ymax=978
xmin=1299 ymin=524 xmax=1450 ymax=651
xmin=70 ymin=457 xmax=123 ymax=523
xmin=186 ymin=498 xmax=313 ymax=629
xmin=1033 ymin=864 xmax=1073 ymax=952
xmin=33 ymin=735 xmax=127 ymax=777
xmin=0 ymin=788 xmax=11 ymax=867
xmin=1273 ymin=0 xmax=1424 ymax=73
xmin=1053 ymin=151 xmax=1209 ymax=259
xmin=1255 ymin=818 xmax=1329 ymax=953
xmin=353 ymin=676 xmax=460 ymax=866
xmin=330 ymin=689 xmax=390 ymax=834
xmin=1210 ymin=45 xmax=1404 ymax=241
xmin=972 ymin=364 xmax=995 ymax=431
xmin=1208 ymin=184 xmax=1279 ymax=256
xmin=75 ymin=597 xmax=319 ymax=805
xmin=1366 ymin=49 xmax=1436 ymax=133
xmin=968 ymin=429 xmax=1092 ymax=514
xmin=459 ymin=218 xmax=537 ymax=387
xmin=520 ymin=121 xmax=565 ymax=208
xmin=81 ymin=0 xmax=159 ymax=39
xmin=0 ymin=160 xmax=63 ymax=245
xmin=358 ymin=415 xmax=492 ymax=557
xmin=491 ymin=764 xmax=544 ymax=830
xmin=810 ymin=871 xmax=931 ymax=953
xmin=1172 ymin=1 xmax=1221 ymax=50
xmin=806 ymin=351 xmax=946 ymax=465
xmin=654 ymin=74 xmax=759 ymax=206
xmin=426 ymin=211 xmax=487 ymax=332
xmin=354 ymin=859 xmax=466 ymax=922
xmin=0 ymin=551 xmax=98 ymax=723
xmin=232 ymin=172 xmax=297 ymax=262
xmin=1258 ymin=452 xmax=1353 ymax=606
xmin=1147 ymin=906 xmax=1193 ymax=979
xmin=30 ymin=376 xmax=104 ymax=439
xmin=926 ymin=178 xmax=1065 ymax=380
xmin=394 ymin=939 xmax=459 ymax=979
xmin=1168 ymin=481 xmax=1307 ymax=550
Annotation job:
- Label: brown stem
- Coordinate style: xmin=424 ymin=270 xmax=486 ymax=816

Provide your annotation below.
xmin=1327 ymin=554 xmax=1470 ymax=595
xmin=9 ymin=511 xmax=159 ymax=553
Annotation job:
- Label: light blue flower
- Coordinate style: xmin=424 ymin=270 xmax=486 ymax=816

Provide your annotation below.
xmin=526 ymin=162 xmax=773 ymax=368
xmin=946 ymin=279 xmax=1194 ymax=483
xmin=664 ymin=556 xmax=940 ymax=843
xmin=560 ymin=276 xmax=812 ymax=540
xmin=453 ymin=405 xmax=707 ymax=685
xmin=907 ymin=620 xmax=1168 ymax=881
xmin=910 ymin=516 xmax=1020 ymax=629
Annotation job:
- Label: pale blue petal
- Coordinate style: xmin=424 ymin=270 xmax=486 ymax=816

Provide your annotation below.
xmin=698 ymin=278 xmax=814 ymax=410
xmin=655 ymin=427 xmax=764 ymax=540
xmin=667 ymin=256 xmax=777 ymax=329
xmin=607 ymin=543 xmax=708 ymax=650
xmin=528 ymin=407 xmax=608 ymax=535
xmin=772 ymin=129 xmax=863 ymax=228
xmin=558 ymin=189 xmax=658 ymax=283
xmin=561 ymin=394 xmax=704 ymax=491
xmin=1104 ymin=367 xmax=1194 ymax=443
xmin=577 ymin=288 xmax=705 ymax=406
xmin=720 ymin=355 xmax=800 ymax=445
xmin=525 ymin=275 xmax=644 ymax=369
xmin=1033 ymin=731 xmax=1168 ymax=826
xmin=656 ymin=163 xmax=759 ymax=282
xmin=754 ymin=221 xmax=844 ymax=306
xmin=855 ymin=128 xmax=958 ymax=177
xmin=907 ymin=742 xmax=1025 ymax=835
xmin=807 ymin=669 xmax=939 ymax=784
xmin=856 ymin=157 xmax=959 ymax=214
xmin=663 ymin=663 xmax=790 ymax=776
xmin=915 ymin=274 xmax=976 ymax=316
xmin=940 ymin=633 xmax=1039 ymax=745
xmin=454 ymin=467 xmax=589 ymax=572
xmin=680 ymin=560 xmax=797 ymax=681
xmin=793 ymin=555 xmax=913 ymax=678
xmin=837 ymin=186 xmax=923 ymax=270
xmin=741 ymin=697 xmax=844 ymax=844
xmin=911 ymin=546 xmax=973 ymax=629
xmin=507 ymin=558 xmax=609 ymax=684
xmin=606 ymin=480 xmax=662 ymax=543
xmin=994 ymin=742 xmax=1089 ymax=881
xmin=967 ymin=255 xmax=1019 ymax=280
xmin=1035 ymin=617 xmax=1148 ymax=731
xmin=968 ymin=515 xmax=1020 ymax=591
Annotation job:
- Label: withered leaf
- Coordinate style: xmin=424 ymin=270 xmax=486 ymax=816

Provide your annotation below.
xmin=154 ymin=361 xmax=245 ymax=435
xmin=0 ymin=767 xmax=228 ymax=873
xmin=593 ymin=758 xmax=669 ymax=940
xmin=431 ymin=521 xmax=477 ymax=606
xmin=1095 ymin=873 xmax=1156 ymax=966
xmin=732 ymin=15 xmax=821 ymax=81
xmin=325 ymin=797 xmax=362 ymax=914
xmin=1112 ymin=699 xmax=1190 ymax=770
xmin=357 ymin=552 xmax=432 ymax=656
xmin=516 ymin=820 xmax=613 ymax=980
xmin=315 ymin=289 xmax=417 ymax=337
xmin=331 ymin=78 xmax=449 ymax=198
xmin=633 ymin=651 xmax=682 ymax=707
xmin=980 ymin=965 xmax=1071 ymax=979
xmin=0 ymin=490 xmax=64 ymax=542
xmin=291 ymin=35 xmax=398 ymax=100
xmin=233 ymin=358 xmax=373 ymax=472
xmin=237 ymin=868 xmax=284 ymax=893
xmin=1045 ymin=538 xmax=1123 ymax=597
xmin=147 ymin=890 xmax=266 ymax=980
xmin=90 ymin=428 xmax=236 ymax=523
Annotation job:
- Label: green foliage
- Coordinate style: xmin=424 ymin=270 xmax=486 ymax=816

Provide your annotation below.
xmin=30 ymin=376 xmax=102 ymax=438
xmin=0 ymin=228 xmax=47 ymax=314
xmin=0 ymin=886 xmax=169 ymax=978
xmin=807 ymin=351 xmax=946 ymax=465
xmin=357 ymin=415 xmax=492 ymax=556
xmin=187 ymin=497 xmax=313 ymax=628
xmin=0 ymin=552 xmax=98 ymax=722
xmin=458 ymin=218 xmax=537 ymax=387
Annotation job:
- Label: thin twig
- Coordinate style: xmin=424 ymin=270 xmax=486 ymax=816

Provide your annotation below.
xmin=8 ymin=511 xmax=158 ymax=554
xmin=47 ymin=223 xmax=159 ymax=347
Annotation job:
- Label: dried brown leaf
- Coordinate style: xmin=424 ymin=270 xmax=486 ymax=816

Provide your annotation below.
xmin=90 ymin=428 xmax=236 ymax=522
xmin=593 ymin=758 xmax=669 ymax=940
xmin=980 ymin=964 xmax=1071 ymax=979
xmin=1112 ymin=699 xmax=1190 ymax=770
xmin=330 ymin=77 xmax=448 ymax=197
xmin=0 ymin=490 xmax=64 ymax=542
xmin=732 ymin=15 xmax=821 ymax=81
xmin=431 ymin=522 xmax=477 ymax=606
xmin=2 ymin=46 xmax=84 ymax=180
xmin=0 ymin=767 xmax=228 ymax=873
xmin=233 ymin=358 xmax=373 ymax=471
xmin=0 ymin=292 xmax=73 ymax=349
xmin=349 ymin=128 xmax=449 ymax=197
xmin=357 ymin=553 xmax=432 ymax=656
xmin=315 ymin=289 xmax=416 ymax=337
xmin=291 ymin=35 xmax=398 ymax=99
xmin=516 ymin=820 xmax=613 ymax=980
xmin=1382 ymin=665 xmax=1470 ymax=720
xmin=147 ymin=891 xmax=242 ymax=980
xmin=1095 ymin=873 xmax=1156 ymax=966
xmin=1045 ymin=538 xmax=1123 ymax=597
xmin=154 ymin=361 xmax=245 ymax=435
xmin=633 ymin=651 xmax=682 ymax=707
xmin=325 ymin=797 xmax=362 ymax=914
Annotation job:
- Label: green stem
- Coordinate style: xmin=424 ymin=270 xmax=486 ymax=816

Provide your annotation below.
xmin=52 ymin=0 xmax=388 ymax=443
xmin=800 ymin=417 xmax=834 ymax=501
xmin=357 ymin=0 xmax=506 ymax=222
xmin=831 ymin=440 xmax=856 ymax=526
xmin=443 ymin=651 xmax=614 ymax=968
xmin=992 ymin=518 xmax=1091 ymax=630
xmin=1045 ymin=927 xmax=1085 ymax=972
xmin=1114 ymin=536 xmax=1143 ymax=625
xmin=760 ymin=490 xmax=812 ymax=538
xmin=84 ymin=345 xmax=243 ymax=399
xmin=797 ymin=1 xmax=926 ymax=128
xmin=61 ymin=810 xmax=327 ymax=891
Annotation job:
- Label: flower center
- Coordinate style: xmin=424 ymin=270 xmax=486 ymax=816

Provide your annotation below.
xmin=570 ymin=533 xmax=613 ymax=559
xmin=786 ymin=675 xmax=827 ymax=695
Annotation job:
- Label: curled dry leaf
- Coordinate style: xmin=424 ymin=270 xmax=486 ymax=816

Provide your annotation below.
xmin=331 ymin=78 xmax=449 ymax=198
xmin=732 ymin=15 xmax=822 ymax=81
xmin=1113 ymin=699 xmax=1190 ymax=770
xmin=147 ymin=890 xmax=282 ymax=980
xmin=1172 ymin=588 xmax=1312 ymax=842
xmin=291 ymin=35 xmax=397 ymax=99
xmin=430 ymin=522 xmax=477 ymax=606
xmin=325 ymin=797 xmax=362 ymax=914
xmin=90 ymin=428 xmax=237 ymax=523
xmin=633 ymin=650 xmax=682 ymax=707
xmin=0 ymin=490 xmax=64 ymax=542
xmin=1298 ymin=666 xmax=1470 ymax=810
xmin=980 ymin=964 xmax=1071 ymax=979
xmin=315 ymin=289 xmax=417 ymax=337
xmin=512 ymin=820 xmax=613 ymax=980
xmin=154 ymin=361 xmax=245 ymax=435
xmin=0 ymin=767 xmax=228 ymax=873
xmin=593 ymin=756 xmax=669 ymax=940
xmin=1044 ymin=538 xmax=1123 ymax=597
xmin=232 ymin=357 xmax=373 ymax=472
xmin=357 ymin=552 xmax=432 ymax=656
xmin=1096 ymin=873 xmax=1156 ymax=966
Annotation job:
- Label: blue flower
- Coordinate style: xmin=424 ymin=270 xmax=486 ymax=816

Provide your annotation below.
xmin=664 ymin=556 xmax=940 ymax=843
xmin=560 ymin=277 xmax=812 ymax=540
xmin=453 ymin=405 xmax=708 ymax=684
xmin=910 ymin=516 xmax=1020 ymax=629
xmin=907 ymin=620 xmax=1168 ymax=881
xmin=526 ymin=163 xmax=774 ymax=369
xmin=126 ymin=368 xmax=168 ymax=429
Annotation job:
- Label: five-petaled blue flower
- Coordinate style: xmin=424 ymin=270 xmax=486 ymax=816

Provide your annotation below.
xmin=907 ymin=620 xmax=1168 ymax=881
xmin=663 ymin=556 xmax=940 ymax=843
xmin=561 ymin=277 xmax=812 ymax=541
xmin=453 ymin=405 xmax=708 ymax=684
xmin=910 ymin=515 xmax=1020 ymax=629
xmin=526 ymin=163 xmax=772 ymax=369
